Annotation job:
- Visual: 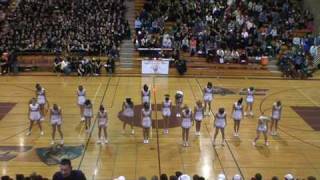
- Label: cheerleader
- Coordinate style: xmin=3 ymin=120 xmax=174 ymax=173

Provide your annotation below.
xmin=77 ymin=85 xmax=86 ymax=121
xmin=50 ymin=104 xmax=63 ymax=145
xmin=26 ymin=98 xmax=44 ymax=136
xmin=141 ymin=102 xmax=152 ymax=143
xmin=213 ymin=108 xmax=227 ymax=145
xmin=203 ymin=82 xmax=214 ymax=115
xmin=122 ymin=98 xmax=135 ymax=134
xmin=231 ymin=98 xmax=244 ymax=137
xmin=97 ymin=105 xmax=108 ymax=144
xmin=175 ymin=91 xmax=184 ymax=117
xmin=270 ymin=101 xmax=282 ymax=136
xmin=244 ymin=87 xmax=255 ymax=116
xmin=162 ymin=94 xmax=171 ymax=134
xmin=35 ymin=84 xmax=46 ymax=121
xmin=141 ymin=84 xmax=151 ymax=104
xmin=194 ymin=100 xmax=204 ymax=136
xmin=181 ymin=105 xmax=193 ymax=147
xmin=252 ymin=115 xmax=269 ymax=146
xmin=83 ymin=99 xmax=93 ymax=133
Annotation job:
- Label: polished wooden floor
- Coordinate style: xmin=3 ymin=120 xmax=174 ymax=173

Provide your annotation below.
xmin=0 ymin=75 xmax=320 ymax=180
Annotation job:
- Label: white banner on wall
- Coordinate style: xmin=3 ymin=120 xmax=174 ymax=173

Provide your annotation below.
xmin=141 ymin=59 xmax=170 ymax=75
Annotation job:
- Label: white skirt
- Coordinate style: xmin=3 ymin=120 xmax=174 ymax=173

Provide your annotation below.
xmin=78 ymin=96 xmax=86 ymax=105
xmin=51 ymin=117 xmax=62 ymax=125
xmin=195 ymin=112 xmax=203 ymax=121
xmin=246 ymin=96 xmax=254 ymax=103
xmin=30 ymin=111 xmax=41 ymax=121
xmin=181 ymin=118 xmax=192 ymax=128
xmin=272 ymin=112 xmax=280 ymax=120
xmin=142 ymin=117 xmax=152 ymax=128
xmin=142 ymin=96 xmax=150 ymax=103
xmin=204 ymin=94 xmax=213 ymax=102
xmin=123 ymin=109 xmax=134 ymax=117
xmin=257 ymin=125 xmax=267 ymax=132
xmin=233 ymin=111 xmax=242 ymax=120
xmin=162 ymin=108 xmax=171 ymax=117
xmin=84 ymin=109 xmax=93 ymax=118
xmin=37 ymin=96 xmax=46 ymax=105
xmin=215 ymin=121 xmax=225 ymax=128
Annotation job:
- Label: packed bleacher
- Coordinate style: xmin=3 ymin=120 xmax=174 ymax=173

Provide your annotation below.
xmin=134 ymin=0 xmax=317 ymax=68
xmin=0 ymin=0 xmax=130 ymax=55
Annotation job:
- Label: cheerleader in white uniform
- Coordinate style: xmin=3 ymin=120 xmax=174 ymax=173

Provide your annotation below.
xmin=203 ymin=82 xmax=214 ymax=115
xmin=181 ymin=105 xmax=193 ymax=147
xmin=213 ymin=108 xmax=227 ymax=145
xmin=141 ymin=102 xmax=152 ymax=143
xmin=175 ymin=91 xmax=184 ymax=117
xmin=27 ymin=98 xmax=44 ymax=136
xmin=270 ymin=101 xmax=282 ymax=136
xmin=35 ymin=84 xmax=46 ymax=121
xmin=97 ymin=105 xmax=108 ymax=144
xmin=122 ymin=98 xmax=135 ymax=134
xmin=77 ymin=85 xmax=86 ymax=121
xmin=50 ymin=104 xmax=63 ymax=145
xmin=194 ymin=100 xmax=204 ymax=136
xmin=141 ymin=84 xmax=151 ymax=104
xmin=162 ymin=94 xmax=171 ymax=134
xmin=231 ymin=98 xmax=244 ymax=137
xmin=83 ymin=99 xmax=93 ymax=133
xmin=245 ymin=87 xmax=255 ymax=116
xmin=253 ymin=115 xmax=269 ymax=146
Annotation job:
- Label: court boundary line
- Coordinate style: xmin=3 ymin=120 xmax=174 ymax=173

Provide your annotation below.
xmin=195 ymin=78 xmax=245 ymax=180
xmin=153 ymin=76 xmax=162 ymax=177
xmin=77 ymin=77 xmax=111 ymax=171
xmin=186 ymin=78 xmax=228 ymax=178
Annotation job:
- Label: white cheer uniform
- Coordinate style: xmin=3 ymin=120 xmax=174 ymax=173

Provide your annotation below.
xmin=37 ymin=88 xmax=46 ymax=105
xmin=77 ymin=89 xmax=86 ymax=105
xmin=142 ymin=108 xmax=152 ymax=128
xmin=194 ymin=105 xmax=204 ymax=121
xmin=29 ymin=103 xmax=41 ymax=121
xmin=84 ymin=104 xmax=93 ymax=118
xmin=123 ymin=102 xmax=134 ymax=117
xmin=142 ymin=90 xmax=150 ymax=103
xmin=162 ymin=100 xmax=171 ymax=117
xmin=215 ymin=112 xmax=226 ymax=128
xmin=181 ymin=109 xmax=192 ymax=128
xmin=272 ymin=104 xmax=282 ymax=120
xmin=98 ymin=110 xmax=108 ymax=127
xmin=50 ymin=108 xmax=62 ymax=125
xmin=246 ymin=89 xmax=254 ymax=103
xmin=233 ymin=102 xmax=243 ymax=120
xmin=203 ymin=87 xmax=213 ymax=102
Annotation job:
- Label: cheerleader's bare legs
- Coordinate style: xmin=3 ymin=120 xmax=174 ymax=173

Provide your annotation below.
xmin=98 ymin=126 xmax=108 ymax=143
xmin=213 ymin=128 xmax=225 ymax=146
xmin=182 ymin=128 xmax=190 ymax=147
xmin=52 ymin=125 xmax=64 ymax=145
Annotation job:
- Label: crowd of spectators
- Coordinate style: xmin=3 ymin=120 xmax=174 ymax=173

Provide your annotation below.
xmin=0 ymin=0 xmax=130 ymax=55
xmin=134 ymin=0 xmax=315 ymax=65
xmin=112 ymin=172 xmax=317 ymax=180
xmin=53 ymin=55 xmax=115 ymax=76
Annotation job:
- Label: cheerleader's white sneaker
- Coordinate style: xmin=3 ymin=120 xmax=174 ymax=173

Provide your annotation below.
xmin=60 ymin=139 xmax=64 ymax=145
xmin=104 ymin=139 xmax=108 ymax=144
xmin=51 ymin=140 xmax=55 ymax=145
xmin=131 ymin=129 xmax=135 ymax=135
xmin=26 ymin=131 xmax=31 ymax=136
xmin=40 ymin=131 xmax=44 ymax=136
xmin=265 ymin=142 xmax=269 ymax=146
xmin=252 ymin=141 xmax=256 ymax=146
xmin=97 ymin=139 xmax=101 ymax=144
xmin=81 ymin=117 xmax=85 ymax=121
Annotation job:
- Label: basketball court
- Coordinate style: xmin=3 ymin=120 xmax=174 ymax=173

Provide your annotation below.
xmin=0 ymin=75 xmax=320 ymax=179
